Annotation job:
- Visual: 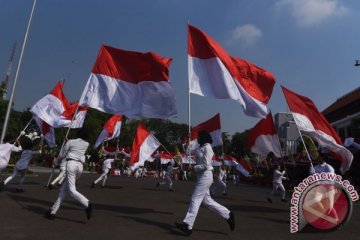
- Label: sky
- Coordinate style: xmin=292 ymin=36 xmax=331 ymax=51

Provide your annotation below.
xmin=0 ymin=0 xmax=359 ymax=136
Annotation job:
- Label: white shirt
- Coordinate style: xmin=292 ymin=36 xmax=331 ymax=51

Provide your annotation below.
xmin=16 ymin=149 xmax=41 ymax=170
xmin=309 ymin=162 xmax=335 ymax=175
xmin=102 ymin=158 xmax=114 ymax=170
xmin=0 ymin=143 xmax=22 ymax=166
xmin=194 ymin=143 xmax=214 ymax=173
xmin=218 ymin=169 xmax=226 ymax=181
xmin=273 ymin=169 xmax=286 ymax=183
xmin=59 ymin=138 xmax=89 ymax=163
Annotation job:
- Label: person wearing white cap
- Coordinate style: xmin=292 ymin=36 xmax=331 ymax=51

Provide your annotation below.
xmin=267 ymin=165 xmax=287 ymax=203
xmin=175 ymin=130 xmax=234 ymax=236
xmin=156 ymin=161 xmax=175 ymax=191
xmin=2 ymin=136 xmax=41 ymax=192
xmin=91 ymin=155 xmax=114 ymax=188
xmin=46 ymin=130 xmax=92 ymax=220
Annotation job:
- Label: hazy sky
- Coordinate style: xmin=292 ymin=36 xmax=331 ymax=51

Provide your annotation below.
xmin=0 ymin=0 xmax=359 ymax=135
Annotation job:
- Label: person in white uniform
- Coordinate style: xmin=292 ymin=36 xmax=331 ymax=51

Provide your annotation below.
xmin=46 ymin=131 xmax=92 ymax=220
xmin=210 ymin=166 xmax=227 ymax=196
xmin=175 ymin=131 xmax=235 ymax=236
xmin=91 ymin=155 xmax=114 ymax=188
xmin=0 ymin=139 xmax=22 ymax=191
xmin=267 ymin=165 xmax=287 ymax=203
xmin=156 ymin=161 xmax=175 ymax=191
xmin=49 ymin=157 xmax=66 ymax=189
xmin=2 ymin=136 xmax=42 ymax=192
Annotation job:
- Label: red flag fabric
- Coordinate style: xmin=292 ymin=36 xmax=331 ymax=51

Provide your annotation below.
xmin=246 ymin=113 xmax=282 ymax=157
xmin=79 ymin=45 xmax=177 ymax=119
xmin=281 ymin=86 xmax=353 ymax=173
xmin=33 ymin=115 xmax=56 ymax=148
xmin=129 ymin=123 xmax=160 ymax=170
xmin=188 ymin=24 xmax=276 ymax=118
xmin=94 ymin=115 xmax=123 ymax=148
xmin=190 ymin=113 xmax=222 ymax=149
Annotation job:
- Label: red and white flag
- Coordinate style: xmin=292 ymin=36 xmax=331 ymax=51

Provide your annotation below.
xmin=33 ymin=115 xmax=56 ymax=148
xmin=188 ymin=24 xmax=276 ymax=118
xmin=281 ymin=86 xmax=353 ymax=174
xmin=189 ymin=113 xmax=222 ymax=150
xmin=129 ymin=123 xmax=160 ymax=170
xmin=246 ymin=112 xmax=282 ymax=158
xmin=30 ymin=82 xmax=87 ymax=128
xmin=79 ymin=45 xmax=177 ymax=119
xmin=94 ymin=115 xmax=123 ymax=148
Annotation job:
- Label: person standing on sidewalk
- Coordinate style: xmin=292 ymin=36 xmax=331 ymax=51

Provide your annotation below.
xmin=46 ymin=130 xmax=92 ymax=220
xmin=175 ymin=131 xmax=235 ymax=236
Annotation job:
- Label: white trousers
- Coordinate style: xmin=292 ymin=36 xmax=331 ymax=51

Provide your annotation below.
xmin=4 ymin=168 xmax=27 ymax=189
xmin=51 ymin=166 xmax=66 ymax=186
xmin=210 ymin=178 xmax=227 ymax=194
xmin=50 ymin=161 xmax=89 ymax=214
xmin=159 ymin=175 xmax=173 ymax=189
xmin=270 ymin=182 xmax=286 ymax=199
xmin=183 ymin=170 xmax=230 ymax=230
xmin=94 ymin=168 xmax=109 ymax=186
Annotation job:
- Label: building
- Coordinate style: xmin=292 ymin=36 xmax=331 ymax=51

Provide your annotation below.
xmin=274 ymin=112 xmax=300 ymax=155
xmin=322 ymin=87 xmax=360 ymax=139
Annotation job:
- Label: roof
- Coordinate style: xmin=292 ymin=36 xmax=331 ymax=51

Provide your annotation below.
xmin=322 ymin=87 xmax=360 ymax=115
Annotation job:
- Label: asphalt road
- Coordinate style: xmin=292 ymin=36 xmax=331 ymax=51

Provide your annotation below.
xmin=0 ymin=167 xmax=359 ymax=240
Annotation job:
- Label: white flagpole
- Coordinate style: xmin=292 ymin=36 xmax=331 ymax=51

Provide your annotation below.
xmin=187 ymin=22 xmax=192 ymax=161
xmin=15 ymin=117 xmax=34 ymax=141
xmin=1 ymin=0 xmax=37 ymax=143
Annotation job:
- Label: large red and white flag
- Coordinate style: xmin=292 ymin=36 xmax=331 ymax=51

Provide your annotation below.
xmin=188 ymin=24 xmax=276 ymax=118
xmin=129 ymin=123 xmax=160 ymax=170
xmin=30 ymin=82 xmax=87 ymax=128
xmin=33 ymin=115 xmax=56 ymax=148
xmin=281 ymin=86 xmax=353 ymax=174
xmin=190 ymin=113 xmax=222 ymax=150
xmin=94 ymin=115 xmax=123 ymax=148
xmin=246 ymin=112 xmax=282 ymax=158
xmin=79 ymin=45 xmax=177 ymax=119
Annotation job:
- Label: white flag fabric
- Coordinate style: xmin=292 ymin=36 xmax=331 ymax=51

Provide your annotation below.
xmin=282 ymin=86 xmax=353 ymax=174
xmin=33 ymin=115 xmax=56 ymax=148
xmin=129 ymin=123 xmax=160 ymax=170
xmin=79 ymin=45 xmax=177 ymax=119
xmin=94 ymin=115 xmax=123 ymax=148
xmin=188 ymin=24 xmax=276 ymax=118
xmin=246 ymin=113 xmax=282 ymax=158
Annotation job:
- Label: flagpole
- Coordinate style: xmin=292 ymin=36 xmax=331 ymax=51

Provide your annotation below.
xmin=0 ymin=0 xmax=37 ymax=143
xmin=15 ymin=117 xmax=34 ymax=141
xmin=187 ymin=21 xmax=192 ymax=159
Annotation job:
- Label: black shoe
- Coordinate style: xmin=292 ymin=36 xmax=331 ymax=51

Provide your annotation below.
xmin=86 ymin=202 xmax=93 ymax=220
xmin=48 ymin=184 xmax=54 ymax=190
xmin=15 ymin=188 xmax=24 ymax=193
xmin=175 ymin=222 xmax=192 ymax=236
xmin=169 ymin=189 xmax=174 ymax=192
xmin=281 ymin=198 xmax=287 ymax=202
xmin=91 ymin=182 xmax=95 ymax=188
xmin=222 ymin=192 xmax=227 ymax=196
xmin=0 ymin=182 xmax=4 ymax=192
xmin=45 ymin=210 xmax=55 ymax=220
xmin=227 ymin=212 xmax=235 ymax=231
xmin=267 ymin=198 xmax=273 ymax=203
xmin=156 ymin=182 xmax=160 ymax=188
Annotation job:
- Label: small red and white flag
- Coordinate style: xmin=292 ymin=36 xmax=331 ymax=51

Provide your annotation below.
xmin=33 ymin=115 xmax=56 ymax=148
xmin=246 ymin=112 xmax=282 ymax=158
xmin=188 ymin=24 xmax=276 ymax=118
xmin=79 ymin=45 xmax=177 ymax=119
xmin=30 ymin=82 xmax=87 ymax=128
xmin=190 ymin=113 xmax=222 ymax=150
xmin=281 ymin=86 xmax=353 ymax=174
xmin=129 ymin=123 xmax=160 ymax=170
xmin=94 ymin=115 xmax=123 ymax=148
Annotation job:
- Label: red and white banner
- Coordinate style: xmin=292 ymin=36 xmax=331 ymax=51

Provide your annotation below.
xmin=188 ymin=24 xmax=276 ymax=118
xmin=189 ymin=113 xmax=222 ymax=150
xmin=282 ymin=86 xmax=353 ymax=174
xmin=33 ymin=115 xmax=56 ymax=148
xmin=129 ymin=123 xmax=160 ymax=170
xmin=94 ymin=115 xmax=123 ymax=148
xmin=79 ymin=45 xmax=177 ymax=119
xmin=31 ymin=82 xmax=87 ymax=128
xmin=246 ymin=112 xmax=282 ymax=158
